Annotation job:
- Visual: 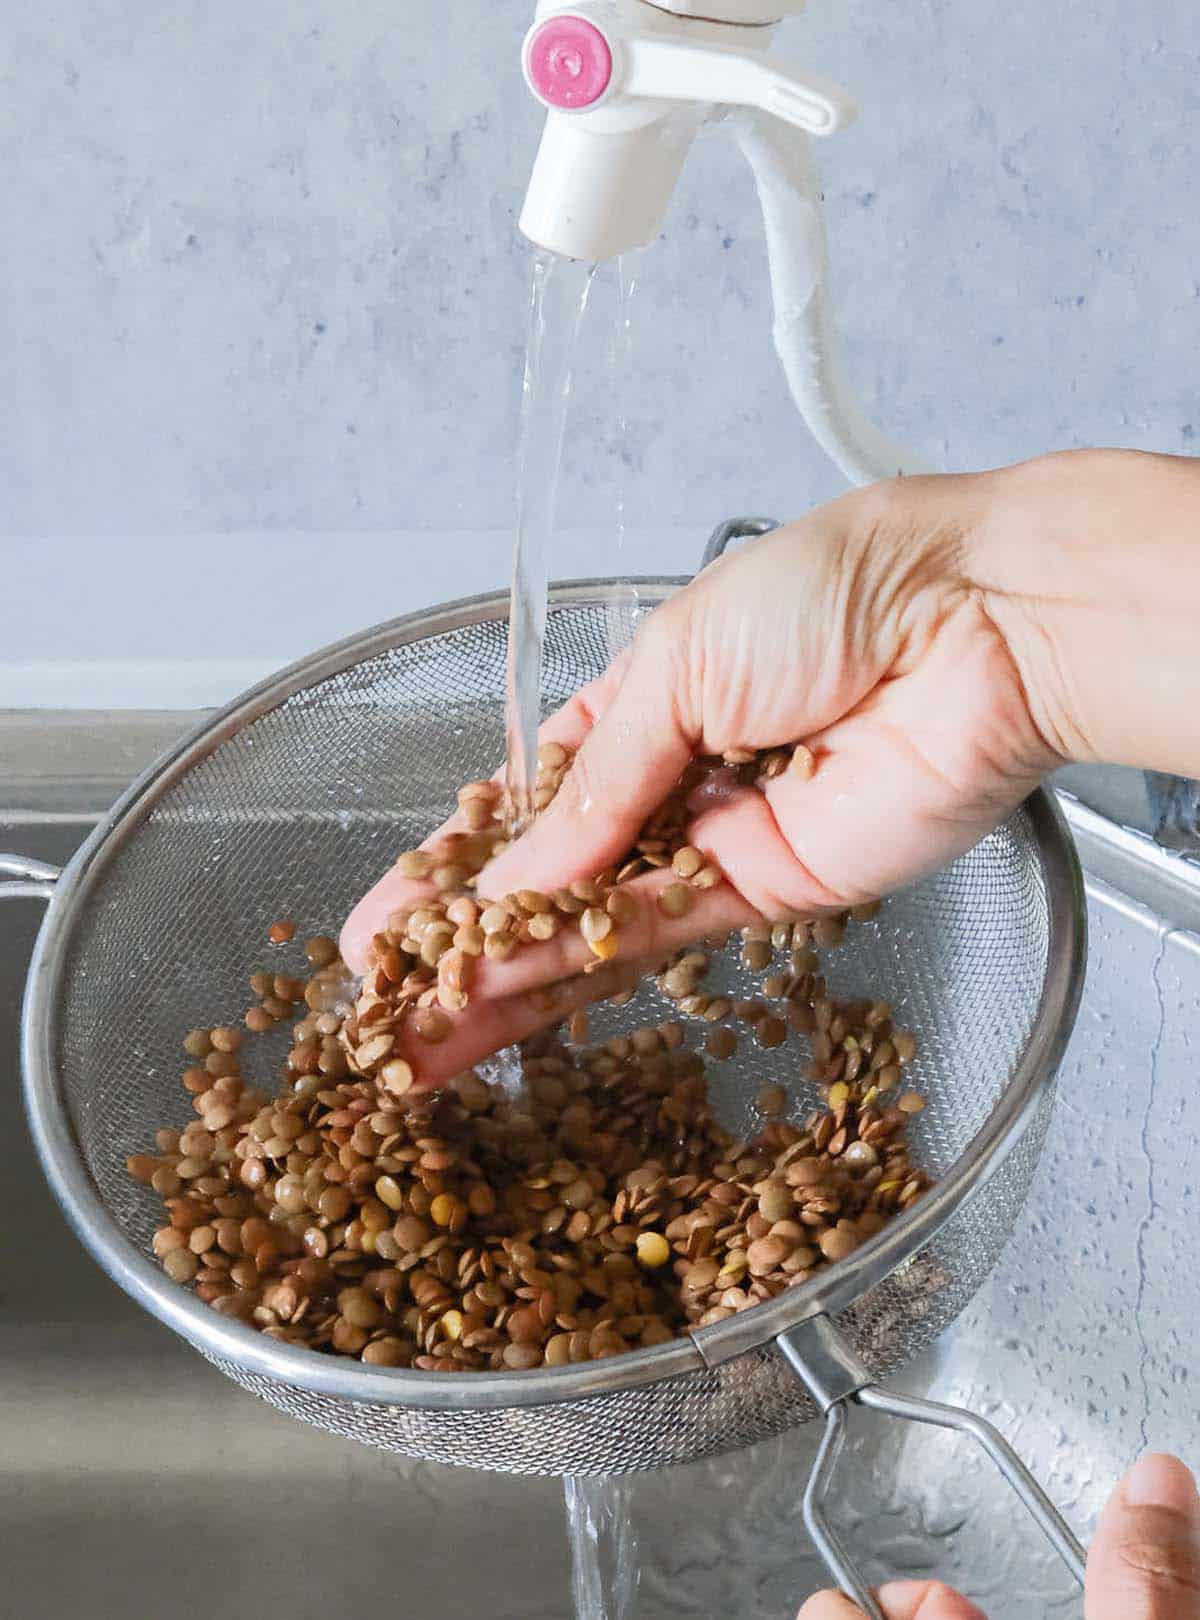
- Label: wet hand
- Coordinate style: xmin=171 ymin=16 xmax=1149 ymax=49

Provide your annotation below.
xmin=341 ymin=470 xmax=1055 ymax=1085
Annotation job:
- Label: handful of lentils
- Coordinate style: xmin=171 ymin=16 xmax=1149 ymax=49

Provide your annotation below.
xmin=127 ymin=741 xmax=931 ymax=1372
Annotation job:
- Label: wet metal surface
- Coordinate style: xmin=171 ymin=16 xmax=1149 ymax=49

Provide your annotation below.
xmin=3 ymin=725 xmax=1198 ymax=1618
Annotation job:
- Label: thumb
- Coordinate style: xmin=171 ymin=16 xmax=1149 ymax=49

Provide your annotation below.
xmin=1087 ymin=1453 xmax=1200 ymax=1620
xmin=482 ymin=611 xmax=693 ymax=897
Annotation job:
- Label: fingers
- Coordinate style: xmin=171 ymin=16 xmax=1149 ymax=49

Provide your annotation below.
xmin=341 ymin=867 xmax=751 ymax=1095
xmin=760 ymin=598 xmax=1045 ymax=908
xmin=345 ymin=861 xmax=750 ymax=1035
xmin=797 ymin=1583 xmax=985 ymax=1620
xmin=875 ymin=1583 xmax=987 ymax=1620
xmin=378 ymin=867 xmax=750 ymax=1089
xmin=340 ymin=659 xmax=630 ymax=974
xmin=482 ymin=615 xmax=695 ymax=898
xmin=341 ymin=872 xmax=438 ymax=977
xmin=456 ymin=870 xmax=750 ymax=1004
xmin=796 ymin=1596 xmax=865 ymax=1620
xmin=1087 ymin=1453 xmax=1200 ymax=1620
xmin=686 ymin=788 xmax=849 ymax=917
xmin=390 ymin=954 xmax=651 ymax=1091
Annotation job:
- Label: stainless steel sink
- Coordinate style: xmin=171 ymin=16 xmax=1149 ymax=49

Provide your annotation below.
xmin=4 ymin=714 xmax=1199 ymax=1619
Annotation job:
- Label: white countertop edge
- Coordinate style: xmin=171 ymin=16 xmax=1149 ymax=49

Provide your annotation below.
xmin=0 ymin=661 xmax=278 ymax=711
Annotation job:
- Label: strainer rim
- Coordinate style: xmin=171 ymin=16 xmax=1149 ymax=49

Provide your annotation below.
xmin=21 ymin=577 xmax=1087 ymax=1412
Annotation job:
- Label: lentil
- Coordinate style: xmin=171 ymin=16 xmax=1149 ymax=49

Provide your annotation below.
xmin=129 ymin=741 xmax=934 ymax=1372
xmin=789 ymin=743 xmax=817 ymax=780
xmin=705 ymin=1027 xmax=737 ymax=1061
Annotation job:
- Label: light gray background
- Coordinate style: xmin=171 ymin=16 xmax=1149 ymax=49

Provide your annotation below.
xmin=3 ymin=0 xmax=1198 ymax=703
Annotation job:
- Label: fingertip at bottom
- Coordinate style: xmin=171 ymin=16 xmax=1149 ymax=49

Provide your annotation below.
xmin=795 ymin=1592 xmax=869 ymax=1619
xmin=878 ymin=1579 xmax=988 ymax=1620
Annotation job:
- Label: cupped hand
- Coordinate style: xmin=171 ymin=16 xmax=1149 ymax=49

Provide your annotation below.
xmin=341 ymin=470 xmax=1057 ymax=1085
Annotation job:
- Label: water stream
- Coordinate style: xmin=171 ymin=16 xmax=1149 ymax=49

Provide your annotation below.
xmin=564 ymin=1476 xmax=641 ymax=1620
xmin=604 ymin=256 xmax=641 ymax=659
xmin=506 ymin=248 xmax=644 ymax=1618
xmin=504 ymin=250 xmax=596 ymax=831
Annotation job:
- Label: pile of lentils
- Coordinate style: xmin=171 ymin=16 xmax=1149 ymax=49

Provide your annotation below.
xmin=127 ymin=741 xmax=931 ymax=1372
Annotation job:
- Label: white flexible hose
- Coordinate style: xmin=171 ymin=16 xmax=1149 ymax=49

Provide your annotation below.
xmin=732 ymin=111 xmax=933 ymax=486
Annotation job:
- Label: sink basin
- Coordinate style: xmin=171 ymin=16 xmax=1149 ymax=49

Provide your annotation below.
xmin=3 ymin=715 xmax=1198 ymax=1619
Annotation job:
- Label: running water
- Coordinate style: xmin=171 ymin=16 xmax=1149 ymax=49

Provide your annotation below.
xmin=505 ymin=251 xmax=643 ymax=1615
xmin=504 ymin=250 xmax=597 ymax=832
xmin=564 ymin=1476 xmax=641 ymax=1620
xmin=605 ymin=256 xmax=641 ymax=660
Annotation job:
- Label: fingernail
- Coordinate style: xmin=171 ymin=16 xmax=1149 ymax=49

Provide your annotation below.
xmin=1124 ymin=1452 xmax=1200 ymax=1511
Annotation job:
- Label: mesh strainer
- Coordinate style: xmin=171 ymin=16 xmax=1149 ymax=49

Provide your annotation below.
xmin=3 ymin=533 xmax=1087 ymax=1618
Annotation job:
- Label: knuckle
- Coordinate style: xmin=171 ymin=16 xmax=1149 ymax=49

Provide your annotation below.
xmin=748 ymin=882 xmax=796 ymax=923
xmin=635 ymin=617 xmax=681 ymax=687
xmin=916 ymin=1582 xmax=974 ymax=1616
xmin=640 ymin=592 xmax=693 ymax=671
xmin=761 ymin=852 xmax=845 ymax=917
xmin=1114 ymin=1529 xmax=1200 ymax=1599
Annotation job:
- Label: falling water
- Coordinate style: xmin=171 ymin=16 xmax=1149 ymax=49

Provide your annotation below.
xmin=605 ymin=256 xmax=641 ymax=660
xmin=564 ymin=1476 xmax=641 ymax=1620
xmin=506 ymin=252 xmax=643 ymax=1618
xmin=504 ymin=250 xmax=597 ymax=832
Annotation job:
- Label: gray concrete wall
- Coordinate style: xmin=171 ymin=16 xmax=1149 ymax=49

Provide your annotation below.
xmin=3 ymin=0 xmax=1198 ymax=700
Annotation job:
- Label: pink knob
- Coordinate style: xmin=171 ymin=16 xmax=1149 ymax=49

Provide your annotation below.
xmin=526 ymin=15 xmax=614 ymax=111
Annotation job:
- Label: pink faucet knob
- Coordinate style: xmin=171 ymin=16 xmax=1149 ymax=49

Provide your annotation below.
xmin=526 ymin=15 xmax=614 ymax=111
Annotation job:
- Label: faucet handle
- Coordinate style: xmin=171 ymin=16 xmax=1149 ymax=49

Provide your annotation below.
xmin=624 ymin=37 xmax=855 ymax=135
xmin=523 ymin=9 xmax=854 ymax=135
xmin=519 ymin=3 xmax=854 ymax=260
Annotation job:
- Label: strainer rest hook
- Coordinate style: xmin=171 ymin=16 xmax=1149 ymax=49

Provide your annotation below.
xmin=778 ymin=1315 xmax=1086 ymax=1618
xmin=702 ymin=519 xmax=1086 ymax=1614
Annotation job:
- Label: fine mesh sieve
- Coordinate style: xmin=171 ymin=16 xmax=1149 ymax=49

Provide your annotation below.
xmin=6 ymin=561 xmax=1087 ymax=1617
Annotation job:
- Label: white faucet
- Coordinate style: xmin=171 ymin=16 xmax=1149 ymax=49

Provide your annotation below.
xmin=520 ymin=0 xmax=930 ymax=488
xmin=519 ymin=0 xmax=854 ymax=263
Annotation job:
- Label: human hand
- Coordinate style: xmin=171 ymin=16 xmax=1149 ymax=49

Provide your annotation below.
xmin=340 ymin=464 xmax=1051 ymax=1081
xmin=795 ymin=1452 xmax=1200 ymax=1620
xmin=796 ymin=1580 xmax=985 ymax=1619
xmin=340 ymin=449 xmax=1200 ymax=1086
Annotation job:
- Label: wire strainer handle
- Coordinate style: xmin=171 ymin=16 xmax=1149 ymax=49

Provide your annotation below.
xmin=778 ymin=1315 xmax=1087 ymax=1618
xmin=0 ymin=855 xmax=60 ymax=904
xmin=700 ymin=515 xmax=778 ymax=569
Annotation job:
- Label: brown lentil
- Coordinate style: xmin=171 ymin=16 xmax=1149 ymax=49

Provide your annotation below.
xmin=757 ymin=1082 xmax=788 ymax=1115
xmin=789 ymin=743 xmax=817 ymax=780
xmin=705 ymin=1027 xmax=737 ymax=1061
xmin=129 ymin=741 xmax=933 ymax=1373
xmin=671 ymin=846 xmax=703 ymax=880
xmin=894 ymin=1031 xmax=919 ymax=1064
xmin=755 ymin=1017 xmax=787 ymax=1050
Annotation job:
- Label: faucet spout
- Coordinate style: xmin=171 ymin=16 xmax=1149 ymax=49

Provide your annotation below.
xmin=520 ymin=107 xmax=702 ymax=262
xmin=518 ymin=0 xmax=849 ymax=263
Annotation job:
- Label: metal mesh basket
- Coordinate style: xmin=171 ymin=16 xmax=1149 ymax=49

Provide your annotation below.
xmin=12 ymin=577 xmax=1086 ymax=1612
